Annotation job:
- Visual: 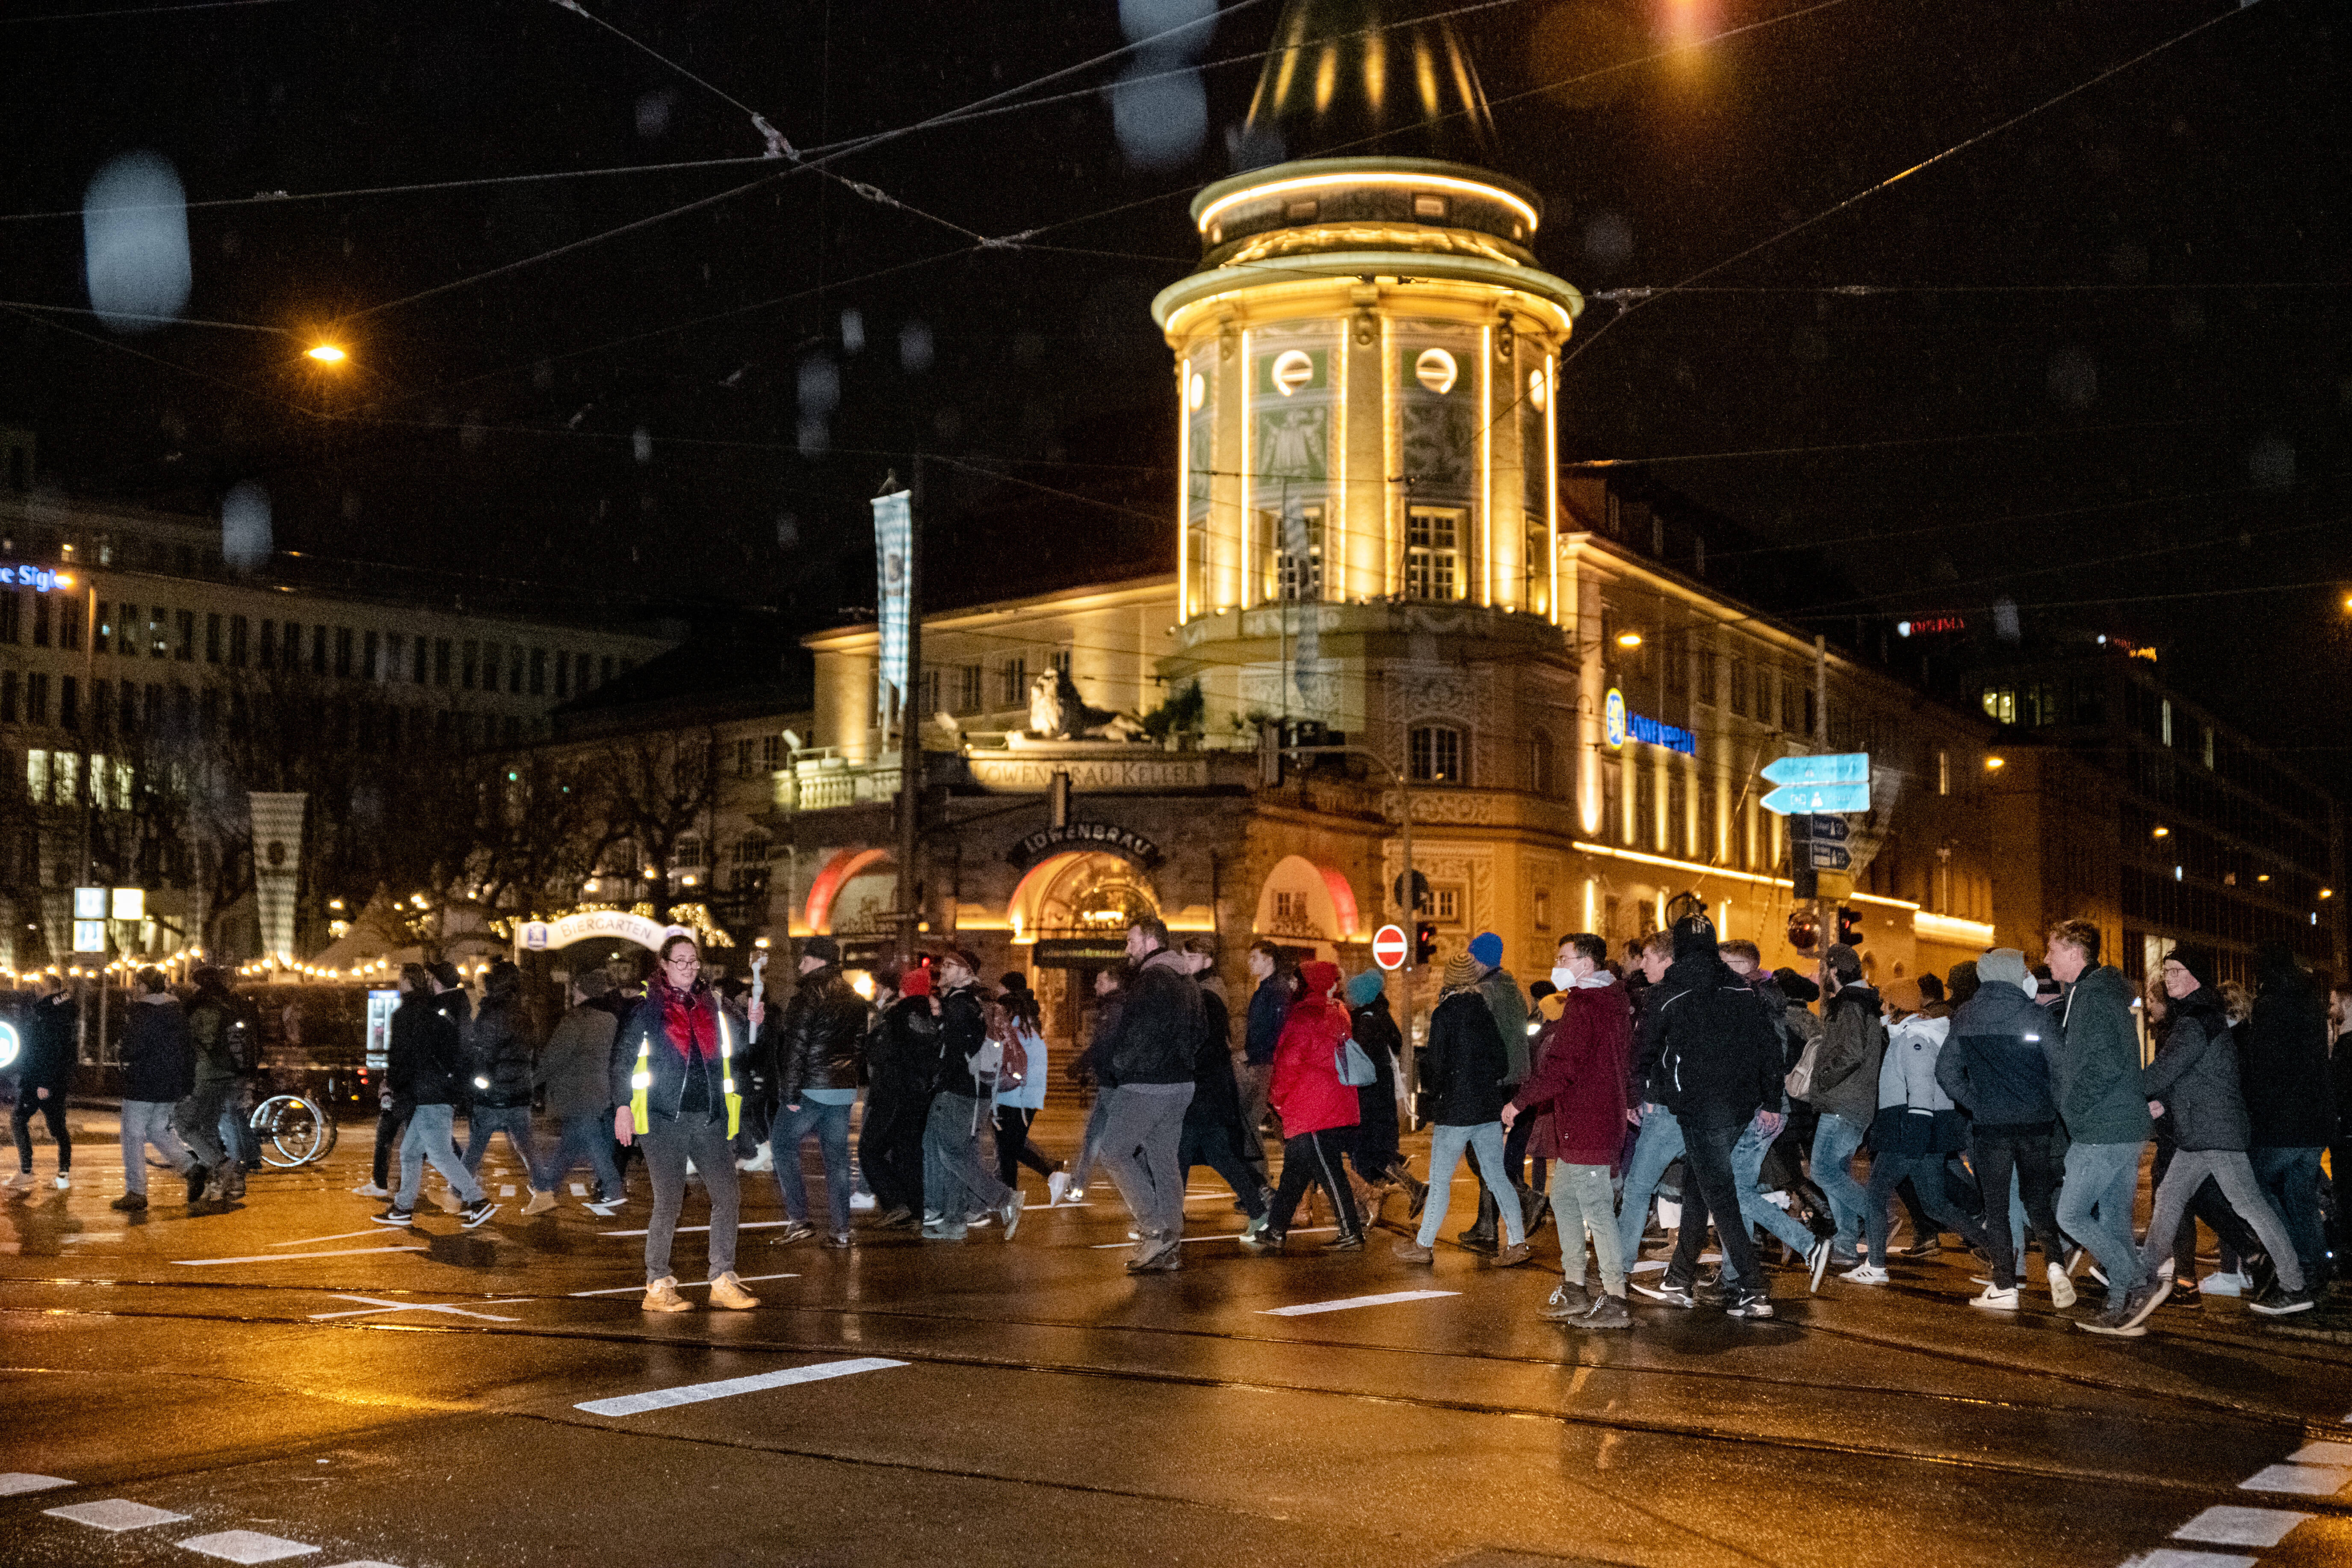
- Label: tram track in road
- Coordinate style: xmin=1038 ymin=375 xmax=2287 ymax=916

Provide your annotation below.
xmin=7 ymin=1270 xmax=2348 ymax=1506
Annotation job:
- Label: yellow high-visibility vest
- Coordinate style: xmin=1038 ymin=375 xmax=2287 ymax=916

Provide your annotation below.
xmin=629 ymin=1005 xmax=739 ymax=1138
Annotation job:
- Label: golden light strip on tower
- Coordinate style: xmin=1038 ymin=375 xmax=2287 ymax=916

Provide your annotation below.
xmin=1479 ymin=322 xmax=1493 ymax=608
xmin=1238 ymin=326 xmax=1253 ymax=610
xmin=1175 ymin=357 xmax=1191 ymax=623
xmin=1545 ymin=354 xmax=1560 ymax=627
xmin=1381 ymin=314 xmax=1398 ymax=598
xmin=1197 ymin=171 xmax=1539 ymax=236
xmin=1333 ymin=325 xmax=1348 ymax=605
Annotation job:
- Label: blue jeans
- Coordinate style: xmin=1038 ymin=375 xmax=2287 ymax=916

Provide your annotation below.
xmin=2056 ymin=1139 xmax=2147 ymax=1292
xmin=1810 ymin=1113 xmax=1869 ymax=1255
xmin=464 ymin=1104 xmax=538 ymax=1177
xmin=1615 ymin=1107 xmax=1685 ymax=1264
xmin=2250 ymin=1145 xmax=2328 ymax=1285
xmin=396 ymin=1103 xmax=483 ymax=1211
xmin=533 ymin=1111 xmax=622 ymax=1199
xmin=1733 ymin=1118 xmax=1817 ymax=1256
xmin=771 ymin=1098 xmax=855 ymax=1234
xmin=119 ymin=1100 xmax=191 ymax=1196
xmin=1418 ymin=1121 xmax=1524 ymax=1248
xmin=1865 ymin=1149 xmax=1989 ymax=1264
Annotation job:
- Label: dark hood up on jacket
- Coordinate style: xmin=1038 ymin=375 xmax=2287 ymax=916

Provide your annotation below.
xmin=1101 ymin=948 xmax=1201 ymax=1088
xmin=867 ymin=994 xmax=940 ymax=1100
xmin=2241 ymin=950 xmax=2334 ymax=1149
xmin=120 ymin=992 xmax=195 ymax=1103
xmin=21 ymin=992 xmax=79 ymax=1093
xmin=2143 ymin=986 xmax=2250 ymax=1152
xmin=187 ymin=988 xmax=242 ymax=1085
xmin=2055 ymin=964 xmax=2152 ymax=1146
xmin=390 ymin=989 xmax=466 ymax=1106
xmin=1185 ymin=981 xmax=1250 ymax=1140
xmin=1638 ymin=942 xmax=1782 ymax=1128
xmin=778 ymin=963 xmax=869 ymax=1104
xmin=1937 ymin=979 xmax=2059 ymax=1131
xmin=467 ymin=983 xmax=535 ymax=1109
xmin=1808 ymin=979 xmax=1885 ymax=1123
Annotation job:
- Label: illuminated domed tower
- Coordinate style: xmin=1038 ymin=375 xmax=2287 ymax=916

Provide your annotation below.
xmin=1154 ymin=0 xmax=1583 ymax=732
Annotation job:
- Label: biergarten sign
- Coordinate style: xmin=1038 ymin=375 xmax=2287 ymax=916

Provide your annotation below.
xmin=1006 ymin=821 xmax=1164 ymax=871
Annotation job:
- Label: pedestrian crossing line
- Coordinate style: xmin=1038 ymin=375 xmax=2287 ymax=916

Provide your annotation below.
xmin=569 ymin=1272 xmax=799 ymax=1297
xmin=1260 ymin=1289 xmax=1460 ymax=1317
xmin=499 ymin=1184 xmax=517 ymax=1197
xmin=2172 ymin=1506 xmax=2311 ymax=1548
xmin=2126 ymin=1550 xmax=2256 ymax=1568
xmin=178 ymin=1527 xmax=323 ymax=1562
xmin=43 ymin=1498 xmax=188 ymax=1531
xmin=575 ymin=1355 xmax=907 ymax=1417
xmin=269 ymin=1230 xmax=387 ymax=1247
xmin=2287 ymin=1441 xmax=2352 ymax=1465
xmin=2238 ymin=1462 xmax=2351 ymax=1496
xmin=172 ymin=1246 xmax=427 ymax=1267
xmin=308 ymin=1294 xmax=533 ymax=1323
xmin=600 ymin=1219 xmax=796 ymax=1238
xmin=0 ymin=1474 xmax=73 ymax=1496
xmin=1089 ymin=1227 xmax=1333 ymax=1249
xmin=570 ymin=1183 xmax=588 ymax=1196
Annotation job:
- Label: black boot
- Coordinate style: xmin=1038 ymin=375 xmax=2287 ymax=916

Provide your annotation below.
xmin=1518 ymin=1183 xmax=1551 ymax=1234
xmin=1458 ymin=1188 xmax=1500 ymax=1255
xmin=1387 ymin=1161 xmax=1429 ymax=1220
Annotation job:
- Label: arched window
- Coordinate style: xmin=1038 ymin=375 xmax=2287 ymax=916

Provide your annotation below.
xmin=1409 ymin=724 xmax=1465 ymax=784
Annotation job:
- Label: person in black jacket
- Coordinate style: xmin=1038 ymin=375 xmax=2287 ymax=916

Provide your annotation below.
xmin=1398 ymin=956 xmax=1531 ymax=1266
xmin=2242 ymin=942 xmax=2334 ymax=1289
xmin=462 ymin=962 xmax=541 ymax=1193
xmin=919 ymin=949 xmax=1022 ymax=1243
xmin=1175 ymin=944 xmax=1268 ymax=1234
xmin=771 ymin=934 xmax=869 ymax=1247
xmin=372 ymin=964 xmax=496 ymax=1229
xmin=1344 ymin=970 xmax=1427 ymax=1214
xmin=112 ymin=967 xmax=204 ymax=1211
xmin=1091 ymin=919 xmax=1201 ymax=1271
xmin=8 ymin=974 xmax=77 ymax=1193
xmin=1936 ymin=948 xmax=2075 ymax=1309
xmin=1631 ymin=914 xmax=1782 ymax=1320
xmin=1235 ymin=940 xmax=1289 ymax=1186
xmin=861 ymin=964 xmax=937 ymax=1227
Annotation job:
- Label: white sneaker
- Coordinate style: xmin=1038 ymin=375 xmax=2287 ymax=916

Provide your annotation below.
xmin=1047 ymin=1171 xmax=1071 ymax=1207
xmin=2199 ymin=1270 xmax=2248 ymax=1298
xmin=351 ymin=1182 xmax=390 ymax=1199
xmin=2047 ymin=1261 xmax=2077 ymax=1308
xmin=849 ymin=1190 xmax=879 ymax=1211
xmin=736 ymin=1144 xmax=774 ymax=1174
xmin=53 ymin=1173 xmax=71 ymax=1191
xmin=1841 ymin=1263 xmax=1889 ymax=1285
xmin=1969 ymin=1284 xmax=2020 ymax=1311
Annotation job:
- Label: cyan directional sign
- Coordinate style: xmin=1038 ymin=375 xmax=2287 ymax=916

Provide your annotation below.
xmin=1762 ymin=781 xmax=1871 ymax=816
xmin=1761 ymin=753 xmax=1870 ymax=788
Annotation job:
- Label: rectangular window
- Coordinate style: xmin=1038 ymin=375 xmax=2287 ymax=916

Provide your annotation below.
xmin=149 ymin=607 xmax=167 ymax=658
xmin=674 ymin=834 xmax=705 ymax=870
xmin=32 ymin=593 xmax=50 ymax=648
xmin=999 ymin=656 xmax=1027 ymax=709
xmin=504 ymin=645 xmax=520 ymax=695
xmin=205 ymin=612 xmax=222 ymax=664
xmin=59 ymin=598 xmax=79 ymax=652
xmin=1696 ymin=647 xmax=1718 ymax=706
xmin=92 ymin=679 xmax=109 ymax=732
xmin=917 ymin=667 xmax=940 ymax=719
xmin=0 ymin=591 xmax=19 ymax=645
xmin=96 ymin=601 xmax=112 ymax=655
xmin=229 ymin=615 xmax=248 ymax=667
xmin=1 ymin=671 xmax=15 ymax=724
xmin=59 ymin=676 xmax=76 ymax=732
xmin=26 ymin=673 xmax=47 ymax=726
xmin=530 ymin=647 xmax=547 ymax=696
xmin=2160 ymin=698 xmax=2173 ymax=747
xmin=52 ymin=750 xmax=76 ymax=806
xmin=434 ymin=638 xmax=452 ymax=686
xmin=311 ymin=624 xmax=328 ymax=675
xmin=1729 ymin=658 xmax=1749 ymax=718
xmin=555 ymin=651 xmax=572 ymax=699
xmin=600 ymin=654 xmax=615 ymax=686
xmin=736 ymin=738 xmax=756 ymax=779
xmin=1266 ymin=503 xmax=1325 ymax=602
xmin=957 ymin=663 xmax=984 ymax=714
xmin=1938 ymin=749 xmax=1950 ymax=796
xmin=761 ymin=735 xmax=782 ymax=769
xmin=1430 ymin=885 xmax=1463 ymax=924
xmin=1404 ymin=508 xmax=1463 ymax=601
xmin=1048 ymin=649 xmax=1071 ymax=677
xmin=259 ymin=619 xmax=276 ymax=670
xmin=174 ymin=608 xmax=194 ymax=660
xmin=1803 ymin=687 xmax=1818 ymax=738
xmin=363 ymin=629 xmax=379 ymax=680
xmin=335 ymin=626 xmax=353 ymax=678
xmin=118 ymin=680 xmax=136 ymax=732
xmin=1409 ymin=724 xmax=1464 ymax=783
xmin=25 ymin=748 xmax=45 ymax=802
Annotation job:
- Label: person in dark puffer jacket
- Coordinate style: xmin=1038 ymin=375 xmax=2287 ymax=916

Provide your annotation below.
xmin=1089 ymin=920 xmax=1199 ymax=1270
xmin=2240 ymin=941 xmax=2334 ymax=1289
xmin=771 ymin=934 xmax=870 ymax=1246
xmin=1937 ymin=948 xmax=2074 ymax=1309
xmin=113 ymin=967 xmax=204 ymax=1211
xmin=463 ymin=961 xmax=540 ymax=1191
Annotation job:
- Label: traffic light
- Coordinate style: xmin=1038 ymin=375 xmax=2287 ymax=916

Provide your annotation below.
xmin=1785 ymin=909 xmax=1819 ymax=952
xmin=1836 ymin=907 xmax=1864 ymax=947
xmin=1414 ymin=921 xmax=1438 ymax=966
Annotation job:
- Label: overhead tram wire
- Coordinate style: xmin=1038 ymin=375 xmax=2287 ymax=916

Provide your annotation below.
xmin=1 ymin=0 xmax=302 ymax=22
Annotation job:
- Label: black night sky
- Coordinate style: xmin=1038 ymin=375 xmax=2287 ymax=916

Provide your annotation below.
xmin=0 ymin=0 xmax=2345 ymax=786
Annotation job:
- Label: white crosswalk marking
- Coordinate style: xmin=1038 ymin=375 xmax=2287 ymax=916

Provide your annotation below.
xmin=2239 ymin=1463 xmax=2350 ymax=1496
xmin=173 ymin=1247 xmax=426 ymax=1267
xmin=570 ymin=1183 xmax=588 ymax=1196
xmin=44 ymin=1499 xmax=189 ymax=1531
xmin=575 ymin=1356 xmax=907 ymax=1417
xmin=1260 ymin=1290 xmax=1459 ymax=1317
xmin=0 ymin=1474 xmax=72 ymax=1496
xmin=2172 ymin=1506 xmax=2311 ymax=1547
xmin=499 ymin=1184 xmax=517 ymax=1197
xmin=177 ymin=1528 xmax=323 ymax=1562
xmin=269 ymin=1231 xmax=386 ymax=1247
xmin=2288 ymin=1441 xmax=2352 ymax=1465
xmin=307 ymin=1294 xmax=529 ymax=1322
xmin=569 ymin=1272 xmax=797 ymax=1297
xmin=2130 ymin=1550 xmax=2257 ymax=1568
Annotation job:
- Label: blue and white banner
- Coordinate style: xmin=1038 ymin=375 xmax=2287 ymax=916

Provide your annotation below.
xmin=872 ymin=489 xmax=911 ymax=732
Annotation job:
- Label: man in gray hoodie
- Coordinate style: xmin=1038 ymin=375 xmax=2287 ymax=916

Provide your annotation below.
xmin=2045 ymin=918 xmax=2158 ymax=1335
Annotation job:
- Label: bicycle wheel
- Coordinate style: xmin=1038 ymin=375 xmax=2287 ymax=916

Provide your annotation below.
xmin=251 ymin=1094 xmax=338 ymax=1168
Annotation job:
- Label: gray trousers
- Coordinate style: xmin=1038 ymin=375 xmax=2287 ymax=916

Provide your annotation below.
xmin=1550 ymin=1161 xmax=1625 ymax=1295
xmin=174 ymin=1078 xmax=236 ymax=1169
xmin=120 ymin=1101 xmax=191 ymax=1196
xmin=923 ymin=1093 xmax=1013 ymax=1220
xmin=395 ymin=1103 xmax=484 ymax=1212
xmin=639 ymin=1112 xmax=739 ymax=1285
xmin=1093 ymin=1083 xmax=1195 ymax=1249
xmin=1233 ymin=1059 xmax=1274 ymax=1181
xmin=2137 ymin=1146 xmax=2306 ymax=1293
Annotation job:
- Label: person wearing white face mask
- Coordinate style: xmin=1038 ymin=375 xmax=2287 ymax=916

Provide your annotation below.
xmin=1502 ymin=933 xmax=1637 ymax=1328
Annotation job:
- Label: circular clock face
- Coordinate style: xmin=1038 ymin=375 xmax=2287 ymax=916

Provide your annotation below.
xmin=1604 ymin=688 xmax=1627 ymax=750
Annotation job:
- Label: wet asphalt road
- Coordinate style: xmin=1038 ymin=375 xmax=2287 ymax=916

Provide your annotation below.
xmin=4 ymin=1103 xmax=2352 ymax=1568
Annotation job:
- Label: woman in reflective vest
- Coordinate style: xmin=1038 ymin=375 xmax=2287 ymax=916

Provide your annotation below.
xmin=610 ymin=933 xmax=759 ymax=1313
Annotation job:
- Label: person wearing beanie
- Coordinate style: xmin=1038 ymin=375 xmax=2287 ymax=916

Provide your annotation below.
xmin=2043 ymin=918 xmax=2160 ymax=1334
xmin=1457 ymin=930 xmax=1535 ymax=1252
xmin=1719 ymin=942 xmax=1836 ymax=1295
xmin=1946 ymin=961 xmax=1982 ymax=1011
xmin=2124 ymin=945 xmax=2315 ymax=1321
xmin=1803 ymin=941 xmax=1883 ymax=1267
xmin=1244 ymin=959 xmax=1365 ymax=1254
xmin=1341 ymin=969 xmax=1425 ymax=1216
xmin=1937 ymin=948 xmax=2072 ymax=1309
xmin=1397 ymin=957 xmax=1531 ymax=1266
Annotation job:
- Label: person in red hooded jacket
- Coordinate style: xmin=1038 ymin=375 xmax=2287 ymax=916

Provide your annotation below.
xmin=1242 ymin=960 xmax=1363 ymax=1253
xmin=1504 ymin=932 xmax=1636 ymax=1329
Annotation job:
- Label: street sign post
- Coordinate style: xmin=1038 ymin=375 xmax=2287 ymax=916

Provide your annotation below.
xmin=1371 ymin=924 xmax=1409 ymax=971
xmin=1786 ymin=813 xmax=1850 ymax=843
xmin=1761 ymin=753 xmax=1870 ymax=788
xmin=1762 ymin=781 xmax=1870 ymax=815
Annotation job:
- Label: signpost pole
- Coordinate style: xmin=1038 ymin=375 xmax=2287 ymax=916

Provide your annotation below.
xmin=1810 ymin=636 xmax=1831 ymax=967
xmin=891 ymin=466 xmax=923 ymax=969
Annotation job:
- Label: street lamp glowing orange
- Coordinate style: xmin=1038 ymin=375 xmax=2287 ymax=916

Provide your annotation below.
xmin=305 ymin=343 xmax=346 ymax=364
xmin=1616 ymin=631 xmax=1643 ymax=648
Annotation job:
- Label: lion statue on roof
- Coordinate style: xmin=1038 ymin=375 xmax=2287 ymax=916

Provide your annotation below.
xmin=1027 ymin=669 xmax=1145 ymax=742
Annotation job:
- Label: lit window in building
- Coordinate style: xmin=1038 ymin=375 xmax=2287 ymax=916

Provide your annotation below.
xmin=1404 ymin=508 xmax=1461 ymax=601
xmin=1409 ymin=724 xmax=1464 ymax=784
xmin=1269 ymin=505 xmax=1324 ymax=602
xmin=1981 ymin=686 xmax=2015 ymax=725
xmin=999 ymin=656 xmax=1028 ymax=707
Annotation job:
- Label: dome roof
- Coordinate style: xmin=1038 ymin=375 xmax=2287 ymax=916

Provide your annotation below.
xmin=1237 ymin=0 xmax=1498 ymax=166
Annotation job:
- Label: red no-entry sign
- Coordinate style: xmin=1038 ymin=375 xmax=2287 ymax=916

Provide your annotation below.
xmin=1371 ymin=924 xmax=1409 ymax=971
